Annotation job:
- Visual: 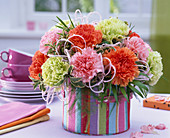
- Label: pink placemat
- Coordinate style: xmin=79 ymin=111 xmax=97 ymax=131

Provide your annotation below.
xmin=0 ymin=102 xmax=46 ymax=126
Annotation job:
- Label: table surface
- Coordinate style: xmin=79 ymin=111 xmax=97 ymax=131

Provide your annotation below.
xmin=0 ymin=93 xmax=170 ymax=138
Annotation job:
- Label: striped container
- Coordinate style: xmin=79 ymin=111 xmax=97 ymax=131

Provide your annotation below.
xmin=62 ymin=87 xmax=132 ymax=135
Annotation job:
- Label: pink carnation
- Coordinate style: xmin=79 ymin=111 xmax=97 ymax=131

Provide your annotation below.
xmin=124 ymin=37 xmax=152 ymax=61
xmin=39 ymin=28 xmax=62 ymax=55
xmin=140 ymin=124 xmax=156 ymax=134
xmin=130 ymin=132 xmax=143 ymax=138
xmin=70 ymin=47 xmax=103 ymax=83
xmin=155 ymin=123 xmax=167 ymax=130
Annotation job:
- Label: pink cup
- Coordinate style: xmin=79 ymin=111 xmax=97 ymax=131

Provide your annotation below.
xmin=0 ymin=49 xmax=33 ymax=65
xmin=1 ymin=64 xmax=31 ymax=82
xmin=27 ymin=21 xmax=35 ymax=31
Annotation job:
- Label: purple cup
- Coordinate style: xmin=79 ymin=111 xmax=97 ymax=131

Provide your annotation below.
xmin=0 ymin=49 xmax=33 ymax=65
xmin=1 ymin=64 xmax=31 ymax=82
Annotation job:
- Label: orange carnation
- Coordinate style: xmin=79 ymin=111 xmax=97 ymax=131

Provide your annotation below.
xmin=103 ymin=47 xmax=139 ymax=87
xmin=29 ymin=50 xmax=49 ymax=80
xmin=69 ymin=24 xmax=102 ymax=50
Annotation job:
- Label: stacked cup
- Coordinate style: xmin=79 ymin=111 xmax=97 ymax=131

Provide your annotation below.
xmin=0 ymin=49 xmax=44 ymax=102
xmin=0 ymin=49 xmax=32 ymax=82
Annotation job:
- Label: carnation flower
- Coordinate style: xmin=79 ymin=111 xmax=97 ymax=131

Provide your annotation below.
xmin=39 ymin=28 xmax=63 ymax=55
xmin=130 ymin=132 xmax=143 ymax=138
xmin=155 ymin=123 xmax=167 ymax=130
xmin=41 ymin=57 xmax=69 ymax=87
xmin=128 ymin=30 xmax=140 ymax=38
xmin=147 ymin=51 xmax=163 ymax=86
xmin=70 ymin=47 xmax=103 ymax=83
xmin=140 ymin=124 xmax=156 ymax=134
xmin=95 ymin=18 xmax=130 ymax=43
xmin=69 ymin=24 xmax=102 ymax=50
xmin=29 ymin=50 xmax=49 ymax=80
xmin=124 ymin=37 xmax=152 ymax=61
xmin=103 ymin=47 xmax=139 ymax=87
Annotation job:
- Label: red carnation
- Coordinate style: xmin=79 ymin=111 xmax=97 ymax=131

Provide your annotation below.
xmin=128 ymin=30 xmax=140 ymax=38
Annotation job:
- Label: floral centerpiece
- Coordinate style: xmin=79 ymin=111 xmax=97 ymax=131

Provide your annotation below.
xmin=29 ymin=10 xmax=163 ymax=135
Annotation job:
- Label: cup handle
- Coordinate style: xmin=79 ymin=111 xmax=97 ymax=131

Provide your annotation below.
xmin=0 ymin=51 xmax=9 ymax=62
xmin=1 ymin=68 xmax=13 ymax=78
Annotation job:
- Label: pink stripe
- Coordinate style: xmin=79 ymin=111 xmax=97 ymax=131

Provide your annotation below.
xmin=106 ymin=102 xmax=109 ymax=134
xmin=128 ymin=101 xmax=130 ymax=129
xmin=118 ymin=101 xmax=125 ymax=132
xmin=81 ymin=89 xmax=89 ymax=134
xmin=68 ymin=89 xmax=76 ymax=132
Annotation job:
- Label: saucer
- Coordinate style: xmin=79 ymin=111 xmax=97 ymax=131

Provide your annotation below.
xmin=0 ymin=77 xmax=33 ymax=85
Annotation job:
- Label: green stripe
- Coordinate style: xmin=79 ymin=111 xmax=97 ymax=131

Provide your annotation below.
xmin=99 ymin=103 xmax=106 ymax=134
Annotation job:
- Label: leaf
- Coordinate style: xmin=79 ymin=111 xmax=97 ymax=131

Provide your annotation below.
xmin=107 ymin=102 xmax=116 ymax=120
xmin=132 ymin=80 xmax=149 ymax=91
xmin=112 ymin=85 xmax=118 ymax=104
xmin=129 ymin=22 xmax=132 ymax=28
xmin=96 ymin=49 xmax=104 ymax=54
xmin=53 ymin=41 xmax=56 ymax=46
xmin=67 ymin=13 xmax=75 ymax=28
xmin=70 ymin=80 xmax=85 ymax=88
xmin=127 ymin=86 xmax=130 ymax=100
xmin=124 ymin=21 xmax=128 ymax=25
xmin=65 ymin=28 xmax=70 ymax=32
xmin=55 ymin=25 xmax=64 ymax=30
xmin=41 ymin=83 xmax=46 ymax=91
xmin=56 ymin=16 xmax=69 ymax=29
xmin=52 ymin=20 xmax=59 ymax=24
xmin=29 ymin=76 xmax=37 ymax=81
xmin=110 ymin=46 xmax=116 ymax=51
xmin=128 ymin=84 xmax=144 ymax=98
xmin=44 ymin=44 xmax=51 ymax=47
xmin=102 ymin=40 xmax=110 ymax=44
xmin=57 ymin=33 xmax=64 ymax=36
xmin=138 ymin=86 xmax=147 ymax=98
xmin=68 ymin=98 xmax=77 ymax=113
xmin=130 ymin=25 xmax=135 ymax=31
xmin=47 ymin=48 xmax=54 ymax=55
xmin=33 ymin=82 xmax=39 ymax=90
xmin=70 ymin=77 xmax=82 ymax=83
xmin=53 ymin=79 xmax=65 ymax=86
xmin=68 ymin=66 xmax=73 ymax=75
xmin=109 ymin=83 xmax=112 ymax=96
xmin=120 ymin=87 xmax=129 ymax=102
xmin=38 ymin=73 xmax=41 ymax=78
xmin=39 ymin=84 xmax=42 ymax=91
xmin=139 ymin=72 xmax=150 ymax=79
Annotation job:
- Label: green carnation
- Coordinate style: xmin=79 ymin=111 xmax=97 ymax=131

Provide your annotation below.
xmin=95 ymin=18 xmax=130 ymax=43
xmin=147 ymin=51 xmax=163 ymax=86
xmin=42 ymin=57 xmax=69 ymax=87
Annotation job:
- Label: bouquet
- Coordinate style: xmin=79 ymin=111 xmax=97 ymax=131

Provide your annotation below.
xmin=29 ymin=10 xmax=163 ymax=106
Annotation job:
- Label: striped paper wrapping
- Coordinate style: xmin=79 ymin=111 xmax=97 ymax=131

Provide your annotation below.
xmin=62 ymin=87 xmax=131 ymax=135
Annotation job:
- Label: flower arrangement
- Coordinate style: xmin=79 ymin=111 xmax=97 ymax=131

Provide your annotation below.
xmin=29 ymin=10 xmax=163 ymax=134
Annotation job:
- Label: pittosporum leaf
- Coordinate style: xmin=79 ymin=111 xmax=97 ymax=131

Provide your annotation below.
xmin=70 ymin=77 xmax=82 ymax=83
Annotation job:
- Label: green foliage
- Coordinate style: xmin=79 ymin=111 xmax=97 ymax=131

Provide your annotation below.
xmin=29 ymin=73 xmax=46 ymax=92
xmin=45 ymin=42 xmax=58 ymax=55
xmin=112 ymin=85 xmax=118 ymax=104
xmin=120 ymin=87 xmax=129 ymax=102
xmin=67 ymin=13 xmax=75 ymax=28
